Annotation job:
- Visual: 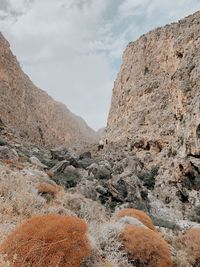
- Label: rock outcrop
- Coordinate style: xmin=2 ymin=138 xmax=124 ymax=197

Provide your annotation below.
xmin=106 ymin=11 xmax=200 ymax=156
xmin=105 ymin=11 xmax=200 ymax=218
xmin=0 ymin=33 xmax=97 ymax=148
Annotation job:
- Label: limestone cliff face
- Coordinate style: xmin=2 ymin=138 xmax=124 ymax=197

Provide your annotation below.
xmin=106 ymin=11 xmax=200 ymax=157
xmin=0 ymin=33 xmax=97 ymax=148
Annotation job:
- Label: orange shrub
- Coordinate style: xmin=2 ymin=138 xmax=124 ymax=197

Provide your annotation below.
xmin=114 ymin=208 xmax=156 ymax=231
xmin=2 ymin=159 xmax=14 ymax=164
xmin=183 ymin=228 xmax=200 ymax=265
xmin=120 ymin=225 xmax=172 ymax=267
xmin=36 ymin=182 xmax=59 ymax=197
xmin=46 ymin=170 xmax=54 ymax=178
xmin=0 ymin=214 xmax=90 ymax=267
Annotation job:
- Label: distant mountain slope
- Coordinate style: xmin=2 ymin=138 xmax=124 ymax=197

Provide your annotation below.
xmin=0 ymin=33 xmax=97 ymax=148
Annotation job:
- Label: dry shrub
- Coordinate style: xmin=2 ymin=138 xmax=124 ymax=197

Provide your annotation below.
xmin=114 ymin=208 xmax=156 ymax=231
xmin=36 ymin=182 xmax=59 ymax=196
xmin=2 ymin=159 xmax=14 ymax=165
xmin=0 ymin=166 xmax=45 ymax=220
xmin=34 ymin=206 xmax=77 ymax=217
xmin=92 ymin=222 xmax=130 ymax=267
xmin=116 ymin=216 xmax=147 ymax=229
xmin=182 ymin=228 xmax=200 ymax=266
xmin=46 ymin=170 xmax=54 ymax=178
xmin=97 ymin=259 xmax=120 ymax=267
xmin=61 ymin=193 xmax=109 ymax=223
xmin=120 ymin=225 xmax=172 ymax=267
xmin=0 ymin=214 xmax=90 ymax=267
xmin=0 ymin=254 xmax=11 ymax=267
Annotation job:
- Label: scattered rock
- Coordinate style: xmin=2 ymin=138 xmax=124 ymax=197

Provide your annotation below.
xmin=52 ymin=168 xmax=81 ymax=189
xmin=0 ymin=138 xmax=7 ymax=146
xmin=29 ymin=156 xmax=47 ymax=169
xmin=50 ymin=145 xmax=76 ymax=161
xmin=50 ymin=160 xmax=70 ymax=174
xmin=95 ymin=165 xmax=111 ymax=180
xmin=78 ymin=158 xmax=95 ymax=169
xmin=79 ymin=151 xmax=92 ymax=160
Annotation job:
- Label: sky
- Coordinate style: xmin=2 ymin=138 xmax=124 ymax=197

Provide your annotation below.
xmin=0 ymin=0 xmax=200 ymax=130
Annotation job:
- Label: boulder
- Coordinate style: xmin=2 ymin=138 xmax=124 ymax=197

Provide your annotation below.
xmin=52 ymin=168 xmax=81 ymax=189
xmin=0 ymin=138 xmax=7 ymax=146
xmin=29 ymin=156 xmax=47 ymax=169
xmin=79 ymin=151 xmax=92 ymax=160
xmin=50 ymin=145 xmax=77 ymax=161
xmin=50 ymin=160 xmax=70 ymax=174
xmin=78 ymin=158 xmax=95 ymax=169
xmin=95 ymin=165 xmax=111 ymax=180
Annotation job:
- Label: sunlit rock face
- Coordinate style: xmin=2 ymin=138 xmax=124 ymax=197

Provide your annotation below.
xmin=106 ymin=11 xmax=200 ymax=157
xmin=0 ymin=33 xmax=97 ymax=148
xmin=105 ymin=11 xmax=200 ymax=217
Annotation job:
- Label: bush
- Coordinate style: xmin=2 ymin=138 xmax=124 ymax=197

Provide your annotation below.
xmin=182 ymin=228 xmax=200 ymax=265
xmin=0 ymin=166 xmax=45 ymax=219
xmin=114 ymin=208 xmax=156 ymax=231
xmin=36 ymin=182 xmax=61 ymax=202
xmin=120 ymin=225 xmax=172 ymax=267
xmin=0 ymin=214 xmax=90 ymax=267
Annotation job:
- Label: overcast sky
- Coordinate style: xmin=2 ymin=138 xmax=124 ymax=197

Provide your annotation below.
xmin=0 ymin=0 xmax=200 ymax=130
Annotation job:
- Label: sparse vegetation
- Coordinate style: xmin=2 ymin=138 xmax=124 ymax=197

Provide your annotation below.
xmin=0 ymin=214 xmax=90 ymax=267
xmin=120 ymin=225 xmax=173 ymax=267
xmin=36 ymin=182 xmax=60 ymax=201
xmin=182 ymin=228 xmax=200 ymax=266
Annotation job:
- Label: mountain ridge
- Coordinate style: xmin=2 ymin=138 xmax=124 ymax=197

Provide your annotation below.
xmin=0 ymin=32 xmax=98 ymax=148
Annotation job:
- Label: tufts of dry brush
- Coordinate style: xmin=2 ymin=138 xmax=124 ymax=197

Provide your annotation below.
xmin=0 ymin=214 xmax=90 ymax=267
xmin=120 ymin=225 xmax=172 ymax=267
xmin=181 ymin=227 xmax=200 ymax=266
xmin=114 ymin=208 xmax=156 ymax=231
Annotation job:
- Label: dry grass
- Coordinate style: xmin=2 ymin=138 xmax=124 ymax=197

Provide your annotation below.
xmin=91 ymin=221 xmax=131 ymax=267
xmin=174 ymin=228 xmax=200 ymax=267
xmin=60 ymin=192 xmax=109 ymax=223
xmin=0 ymin=166 xmax=46 ymax=222
xmin=0 ymin=254 xmax=11 ymax=267
xmin=0 ymin=214 xmax=90 ymax=267
xmin=114 ymin=208 xmax=156 ymax=231
xmin=120 ymin=225 xmax=173 ymax=267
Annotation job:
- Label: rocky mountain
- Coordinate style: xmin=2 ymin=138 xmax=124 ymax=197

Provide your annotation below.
xmin=0 ymin=33 xmax=98 ymax=148
xmin=105 ymin=11 xmax=200 ymax=218
xmin=1 ymin=11 xmax=200 ymax=267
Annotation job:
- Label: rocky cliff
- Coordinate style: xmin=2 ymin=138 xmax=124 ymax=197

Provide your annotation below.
xmin=0 ymin=33 xmax=97 ymax=148
xmin=106 ymin=11 xmax=200 ymax=218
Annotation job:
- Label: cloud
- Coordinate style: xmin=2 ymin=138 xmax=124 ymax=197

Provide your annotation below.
xmin=0 ymin=0 xmax=200 ymax=129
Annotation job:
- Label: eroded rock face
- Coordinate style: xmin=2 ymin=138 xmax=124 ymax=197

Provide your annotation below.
xmin=105 ymin=11 xmax=200 ymax=218
xmin=106 ymin=11 xmax=200 ymax=157
xmin=0 ymin=33 xmax=97 ymax=148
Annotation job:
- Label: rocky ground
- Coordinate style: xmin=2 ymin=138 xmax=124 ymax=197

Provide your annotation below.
xmin=0 ymin=126 xmax=200 ymax=266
